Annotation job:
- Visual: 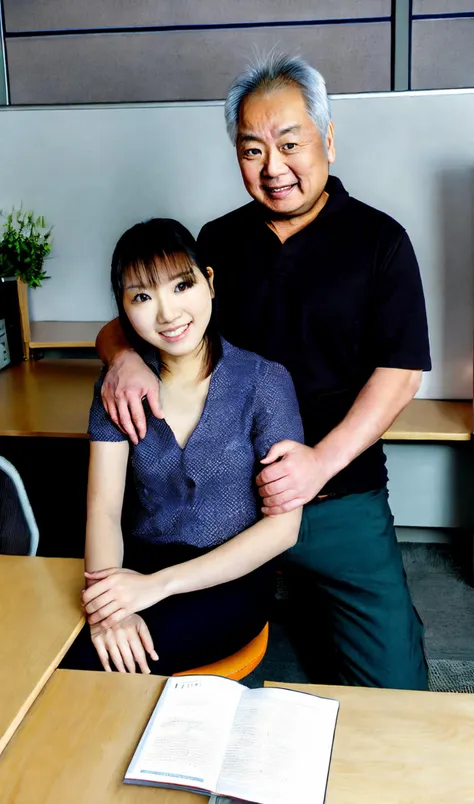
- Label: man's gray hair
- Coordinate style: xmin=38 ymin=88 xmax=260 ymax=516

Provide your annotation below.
xmin=224 ymin=53 xmax=331 ymax=145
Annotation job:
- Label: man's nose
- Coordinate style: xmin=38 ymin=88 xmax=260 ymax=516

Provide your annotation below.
xmin=262 ymin=147 xmax=287 ymax=178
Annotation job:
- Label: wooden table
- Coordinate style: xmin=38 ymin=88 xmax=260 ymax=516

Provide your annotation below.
xmin=267 ymin=682 xmax=474 ymax=803
xmin=0 ymin=358 xmax=471 ymax=441
xmin=0 ymin=671 xmax=196 ymax=803
xmin=0 ymin=556 xmax=84 ymax=755
xmin=2 ymin=673 xmax=473 ymax=803
xmin=0 ymin=358 xmax=101 ymax=437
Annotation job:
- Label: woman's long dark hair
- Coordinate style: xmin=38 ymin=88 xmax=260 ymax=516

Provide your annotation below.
xmin=111 ymin=218 xmax=221 ymax=377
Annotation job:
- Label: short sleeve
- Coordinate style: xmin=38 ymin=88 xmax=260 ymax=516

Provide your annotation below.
xmin=373 ymin=231 xmax=431 ymax=370
xmin=88 ymin=374 xmax=128 ymax=442
xmin=252 ymin=361 xmax=305 ymax=461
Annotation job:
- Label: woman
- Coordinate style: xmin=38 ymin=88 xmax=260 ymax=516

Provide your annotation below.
xmin=68 ymin=217 xmax=303 ymax=675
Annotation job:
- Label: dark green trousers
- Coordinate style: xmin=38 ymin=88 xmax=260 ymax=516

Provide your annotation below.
xmin=284 ymin=488 xmax=428 ymax=690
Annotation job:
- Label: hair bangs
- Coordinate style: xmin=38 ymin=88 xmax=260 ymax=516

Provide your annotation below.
xmin=122 ymin=250 xmax=197 ymax=293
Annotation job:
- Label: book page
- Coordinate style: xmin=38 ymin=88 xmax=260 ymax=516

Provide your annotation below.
xmin=216 ymin=687 xmax=339 ymax=804
xmin=125 ymin=675 xmax=243 ymax=792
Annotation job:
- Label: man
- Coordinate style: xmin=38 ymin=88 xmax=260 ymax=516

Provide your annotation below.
xmin=97 ymin=54 xmax=431 ymax=689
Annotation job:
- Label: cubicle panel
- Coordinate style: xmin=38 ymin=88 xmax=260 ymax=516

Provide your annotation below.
xmin=0 ymin=90 xmax=473 ymax=398
xmin=386 ymin=443 xmax=474 ymax=528
xmin=412 ymin=18 xmax=474 ymax=90
xmin=412 ymin=1 xmax=474 ymax=13
xmin=6 ymin=23 xmax=391 ymax=104
xmin=3 ymin=0 xmax=392 ymax=31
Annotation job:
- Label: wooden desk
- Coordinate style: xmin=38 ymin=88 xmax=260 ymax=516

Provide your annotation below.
xmin=383 ymin=398 xmax=472 ymax=441
xmin=0 ymin=557 xmax=84 ymax=755
xmin=0 ymin=671 xmax=196 ymax=803
xmin=0 ymin=358 xmax=100 ymax=437
xmin=2 ymin=673 xmax=473 ymax=803
xmin=0 ymin=358 xmax=471 ymax=441
xmin=267 ymin=682 xmax=474 ymax=803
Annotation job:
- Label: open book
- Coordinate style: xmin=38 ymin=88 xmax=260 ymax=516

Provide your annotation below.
xmin=124 ymin=675 xmax=339 ymax=804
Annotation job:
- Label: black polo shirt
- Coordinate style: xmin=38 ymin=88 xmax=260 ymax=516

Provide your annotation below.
xmin=197 ymin=175 xmax=431 ymax=495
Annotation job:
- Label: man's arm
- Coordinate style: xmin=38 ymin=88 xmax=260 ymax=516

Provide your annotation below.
xmin=96 ymin=319 xmax=162 ymax=444
xmin=256 ymin=367 xmax=421 ymax=514
xmin=96 ymin=318 xmax=131 ymax=365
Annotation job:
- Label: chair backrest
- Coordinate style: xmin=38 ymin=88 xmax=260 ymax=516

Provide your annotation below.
xmin=0 ymin=456 xmax=39 ymax=556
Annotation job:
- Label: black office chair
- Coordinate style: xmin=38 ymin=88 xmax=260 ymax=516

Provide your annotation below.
xmin=0 ymin=456 xmax=39 ymax=555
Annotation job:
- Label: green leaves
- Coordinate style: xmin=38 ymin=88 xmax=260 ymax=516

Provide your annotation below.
xmin=0 ymin=205 xmax=53 ymax=289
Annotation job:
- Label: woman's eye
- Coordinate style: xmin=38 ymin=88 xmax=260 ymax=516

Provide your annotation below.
xmin=131 ymin=292 xmax=150 ymax=303
xmin=175 ymin=279 xmax=195 ymax=293
xmin=282 ymin=142 xmax=297 ymax=151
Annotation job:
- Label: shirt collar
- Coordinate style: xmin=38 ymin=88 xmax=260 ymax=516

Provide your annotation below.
xmin=250 ymin=173 xmax=350 ymax=232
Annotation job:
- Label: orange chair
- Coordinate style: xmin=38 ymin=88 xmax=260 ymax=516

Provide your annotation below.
xmin=173 ymin=623 xmax=269 ymax=681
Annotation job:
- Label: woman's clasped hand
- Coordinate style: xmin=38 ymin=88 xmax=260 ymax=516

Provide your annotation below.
xmin=82 ymin=567 xmax=168 ymax=627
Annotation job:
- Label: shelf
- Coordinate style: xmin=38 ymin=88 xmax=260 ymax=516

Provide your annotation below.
xmin=29 ymin=321 xmax=106 ymax=349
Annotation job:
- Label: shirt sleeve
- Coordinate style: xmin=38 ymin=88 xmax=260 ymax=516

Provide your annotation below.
xmin=88 ymin=373 xmax=128 ymax=442
xmin=373 ymin=230 xmax=431 ymax=370
xmin=252 ymin=361 xmax=305 ymax=461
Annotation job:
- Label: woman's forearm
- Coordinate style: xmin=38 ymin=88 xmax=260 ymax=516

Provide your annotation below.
xmin=84 ymin=511 xmax=124 ymax=574
xmin=159 ymin=509 xmax=302 ymax=598
xmin=96 ymin=317 xmax=133 ymax=365
xmin=85 ymin=441 xmax=129 ymax=575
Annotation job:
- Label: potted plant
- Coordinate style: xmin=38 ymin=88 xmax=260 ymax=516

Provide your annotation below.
xmin=0 ymin=206 xmax=52 ymax=288
xmin=0 ymin=206 xmax=53 ymax=361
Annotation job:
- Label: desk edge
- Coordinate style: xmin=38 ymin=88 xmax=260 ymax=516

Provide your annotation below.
xmin=0 ymin=614 xmax=85 ymax=756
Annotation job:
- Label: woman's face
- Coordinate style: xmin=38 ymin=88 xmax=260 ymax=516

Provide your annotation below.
xmin=122 ymin=260 xmax=214 ymax=360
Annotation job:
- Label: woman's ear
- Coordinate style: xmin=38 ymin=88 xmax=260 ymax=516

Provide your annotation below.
xmin=206 ymin=267 xmax=215 ymax=297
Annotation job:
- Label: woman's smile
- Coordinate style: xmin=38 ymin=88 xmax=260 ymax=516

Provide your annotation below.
xmin=159 ymin=322 xmax=192 ymax=342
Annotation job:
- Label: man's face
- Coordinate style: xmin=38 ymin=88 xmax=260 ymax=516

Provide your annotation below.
xmin=236 ymin=84 xmax=335 ymax=219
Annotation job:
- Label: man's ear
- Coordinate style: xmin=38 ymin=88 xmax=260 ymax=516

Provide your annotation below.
xmin=326 ymin=121 xmax=336 ymax=164
xmin=206 ymin=266 xmax=215 ymax=297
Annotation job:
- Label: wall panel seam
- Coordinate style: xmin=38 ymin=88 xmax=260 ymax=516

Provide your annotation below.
xmin=0 ymin=0 xmax=9 ymax=104
xmin=412 ymin=12 xmax=474 ymax=20
xmin=4 ymin=16 xmax=392 ymax=40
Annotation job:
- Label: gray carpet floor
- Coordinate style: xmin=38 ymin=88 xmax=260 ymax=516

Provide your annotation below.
xmin=246 ymin=543 xmax=474 ymax=692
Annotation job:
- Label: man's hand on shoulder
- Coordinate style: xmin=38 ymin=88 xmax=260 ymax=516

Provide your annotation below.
xmin=256 ymin=440 xmax=331 ymax=515
xmin=101 ymin=350 xmax=162 ymax=444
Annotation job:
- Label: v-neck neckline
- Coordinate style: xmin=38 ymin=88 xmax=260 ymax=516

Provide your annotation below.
xmin=159 ymin=352 xmax=223 ymax=454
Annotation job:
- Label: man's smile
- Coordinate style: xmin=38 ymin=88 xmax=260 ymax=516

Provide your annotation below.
xmin=263 ymin=183 xmax=298 ymax=199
